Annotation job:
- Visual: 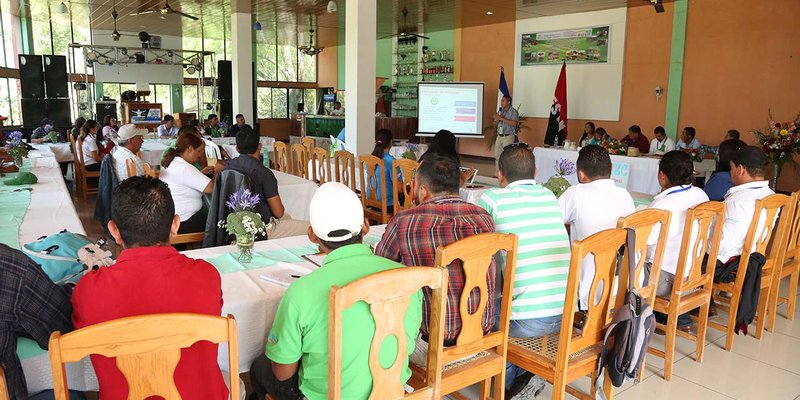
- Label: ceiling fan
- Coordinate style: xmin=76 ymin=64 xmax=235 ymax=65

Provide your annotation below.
xmin=382 ymin=6 xmax=429 ymax=40
xmin=130 ymin=1 xmax=198 ymax=21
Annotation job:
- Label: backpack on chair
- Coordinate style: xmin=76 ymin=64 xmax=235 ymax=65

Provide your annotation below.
xmin=595 ymin=228 xmax=656 ymax=399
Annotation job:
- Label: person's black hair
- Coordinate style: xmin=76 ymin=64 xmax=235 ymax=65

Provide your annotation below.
xmin=189 ymin=118 xmax=201 ymax=128
xmin=318 ymin=230 xmax=363 ymax=251
xmin=683 ymin=126 xmax=696 ymax=139
xmin=235 ymin=114 xmax=244 ymax=119
xmin=596 ymin=127 xmax=608 ymax=138
xmin=580 ymin=122 xmax=596 ymax=143
xmin=371 ymin=128 xmax=393 ymax=158
xmin=659 ymin=151 xmax=693 ymax=186
xmin=654 ymin=126 xmax=666 ymax=135
xmin=726 ymin=129 xmax=740 ymax=140
xmin=731 ymin=145 xmax=769 ymax=178
xmin=576 ymin=145 xmax=612 ymax=180
xmin=498 ymin=145 xmax=535 ymax=183
xmin=422 ymin=129 xmax=459 ymax=163
xmin=163 ymin=115 xmax=174 ymax=123
xmin=111 ymin=176 xmax=175 ymax=247
xmin=416 ymin=154 xmax=461 ymax=195
xmin=74 ymin=117 xmax=86 ymax=129
xmin=334 ymin=101 xmax=342 ymax=106
xmin=235 ymin=126 xmax=259 ymax=155
xmin=162 ymin=128 xmax=203 ymax=168
xmin=207 ymin=114 xmax=218 ymax=121
xmin=80 ymin=119 xmax=99 ymax=141
xmin=628 ymin=125 xmax=642 ymax=135
xmin=102 ymin=115 xmax=114 ymax=127
xmin=502 ymin=95 xmax=512 ymax=104
xmin=716 ymin=139 xmax=746 ymax=172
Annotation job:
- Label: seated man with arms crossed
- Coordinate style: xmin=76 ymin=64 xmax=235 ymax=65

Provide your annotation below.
xmin=250 ymin=182 xmax=422 ymax=400
xmin=72 ymin=177 xmax=228 ymax=400
xmin=559 ymin=145 xmax=635 ymax=316
xmin=375 ymin=154 xmax=496 ymax=365
xmin=478 ymin=144 xmax=571 ymax=399
xmin=644 ymin=151 xmax=709 ymax=334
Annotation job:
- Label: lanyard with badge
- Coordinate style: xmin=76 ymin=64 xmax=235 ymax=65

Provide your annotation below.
xmin=657 ymin=139 xmax=667 ymax=152
xmin=665 ymin=185 xmax=692 ymax=196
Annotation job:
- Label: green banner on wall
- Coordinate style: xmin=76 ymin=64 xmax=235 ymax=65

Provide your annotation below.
xmin=520 ymin=26 xmax=610 ymax=66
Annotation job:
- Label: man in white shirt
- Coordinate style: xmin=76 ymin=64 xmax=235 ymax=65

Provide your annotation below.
xmin=676 ymin=126 xmax=702 ymax=151
xmin=645 ymin=151 xmax=709 ymax=333
xmin=157 ymin=115 xmax=179 ymax=138
xmin=559 ymin=145 xmax=635 ymax=311
xmin=112 ymin=124 xmax=147 ymax=180
xmin=649 ymin=126 xmax=676 ymax=155
xmin=330 ymin=101 xmax=345 ymax=116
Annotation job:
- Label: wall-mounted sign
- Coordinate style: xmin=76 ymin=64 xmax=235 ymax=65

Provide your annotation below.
xmin=520 ymin=26 xmax=610 ymax=66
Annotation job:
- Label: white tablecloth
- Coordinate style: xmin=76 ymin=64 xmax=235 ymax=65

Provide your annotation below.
xmin=533 ymin=147 xmax=662 ymax=195
xmin=459 ymin=176 xmax=499 ymax=205
xmin=30 ymin=143 xmax=73 ymax=163
xmin=21 ymin=226 xmax=388 ymax=393
xmin=389 ymin=144 xmax=428 ymax=161
xmin=139 ymin=141 xmax=169 ymax=166
xmin=273 ymin=170 xmax=318 ymax=221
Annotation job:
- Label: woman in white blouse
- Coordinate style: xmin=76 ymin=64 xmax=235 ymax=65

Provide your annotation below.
xmin=79 ymin=120 xmax=103 ymax=171
xmin=102 ymin=115 xmax=119 ymax=140
xmin=159 ymin=129 xmax=215 ymax=233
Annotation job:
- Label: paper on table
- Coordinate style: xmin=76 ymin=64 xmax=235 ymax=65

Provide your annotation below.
xmin=286 ymin=244 xmax=319 ymax=257
xmin=258 ymin=248 xmax=303 ymax=263
xmin=363 ymin=235 xmax=381 ymax=247
xmin=206 ymin=252 xmax=276 ymax=274
xmin=259 ymin=264 xmax=313 ymax=287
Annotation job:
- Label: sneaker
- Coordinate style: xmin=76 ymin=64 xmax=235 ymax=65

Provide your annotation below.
xmin=505 ymin=371 xmax=534 ymax=399
xmin=511 ymin=375 xmax=547 ymax=399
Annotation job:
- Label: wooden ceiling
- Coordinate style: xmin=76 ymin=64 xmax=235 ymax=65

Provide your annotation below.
xmin=19 ymin=0 xmax=654 ymax=45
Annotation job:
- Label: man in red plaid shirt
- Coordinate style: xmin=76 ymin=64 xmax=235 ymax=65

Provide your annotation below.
xmin=376 ymin=154 xmax=496 ymax=359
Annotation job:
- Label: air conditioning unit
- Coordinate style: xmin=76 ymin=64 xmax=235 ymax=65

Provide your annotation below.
xmin=149 ymin=35 xmax=162 ymax=49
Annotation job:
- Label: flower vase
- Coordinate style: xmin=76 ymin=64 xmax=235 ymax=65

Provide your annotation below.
xmin=13 ymin=155 xmax=23 ymax=169
xmin=772 ymin=162 xmax=783 ymax=191
xmin=236 ymin=235 xmax=254 ymax=263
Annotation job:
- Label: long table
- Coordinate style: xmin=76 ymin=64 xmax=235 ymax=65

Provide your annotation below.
xmin=273 ymin=170 xmax=318 ymax=221
xmin=21 ymin=225 xmax=387 ymax=393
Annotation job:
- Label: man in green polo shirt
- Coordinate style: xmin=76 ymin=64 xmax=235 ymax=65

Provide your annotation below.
xmin=249 ymin=182 xmax=422 ymax=400
xmin=477 ymin=144 xmax=572 ymax=399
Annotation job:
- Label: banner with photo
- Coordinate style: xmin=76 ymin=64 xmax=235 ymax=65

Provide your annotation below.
xmin=520 ymin=26 xmax=610 ymax=66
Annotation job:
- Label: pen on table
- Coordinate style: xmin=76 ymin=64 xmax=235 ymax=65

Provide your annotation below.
xmin=290 ymin=274 xmax=302 ymax=278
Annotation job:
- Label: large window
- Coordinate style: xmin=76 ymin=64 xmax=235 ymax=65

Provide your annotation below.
xmin=149 ymin=84 xmax=172 ymax=115
xmin=0 ymin=78 xmax=21 ymax=125
xmin=257 ymin=87 xmax=288 ymax=119
xmin=101 ymin=83 xmax=136 ymax=103
xmin=0 ymin=0 xmax=22 ymax=68
xmin=257 ymin=27 xmax=317 ymax=83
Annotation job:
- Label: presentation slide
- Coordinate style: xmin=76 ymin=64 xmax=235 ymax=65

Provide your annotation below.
xmin=417 ymin=82 xmax=484 ymax=137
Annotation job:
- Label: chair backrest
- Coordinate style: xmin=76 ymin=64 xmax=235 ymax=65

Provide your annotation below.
xmin=301 ymin=136 xmax=316 ymax=158
xmin=392 ymin=158 xmax=419 ymax=213
xmin=784 ymin=192 xmax=800 ymax=262
xmin=49 ymin=313 xmax=239 ymax=400
xmin=0 ymin=367 xmax=8 ymax=400
xmin=672 ymin=201 xmax=725 ymax=295
xmin=615 ymin=209 xmax=671 ymax=309
xmin=738 ymin=194 xmax=792 ymax=288
xmin=329 ymin=267 xmax=446 ymax=400
xmin=143 ymin=163 xmax=159 ymax=178
xmin=291 ymin=143 xmax=308 ymax=179
xmin=75 ymin=135 xmax=87 ymax=168
xmin=358 ymin=155 xmax=388 ymax=216
xmin=565 ymin=229 xmax=627 ymax=352
xmin=311 ymin=146 xmax=332 ymax=185
xmin=125 ymin=158 xmax=137 ymax=179
xmin=273 ymin=141 xmax=289 ymax=173
xmin=434 ymin=233 xmax=518 ymax=363
xmin=334 ymin=150 xmax=357 ymax=192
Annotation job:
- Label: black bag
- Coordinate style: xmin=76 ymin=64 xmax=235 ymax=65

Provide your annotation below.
xmin=595 ymin=228 xmax=656 ymax=399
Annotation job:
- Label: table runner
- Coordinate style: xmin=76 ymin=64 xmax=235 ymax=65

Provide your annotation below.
xmin=0 ymin=160 xmax=33 ymax=249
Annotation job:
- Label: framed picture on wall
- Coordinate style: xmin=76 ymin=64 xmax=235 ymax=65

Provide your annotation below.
xmin=520 ymin=25 xmax=610 ymax=66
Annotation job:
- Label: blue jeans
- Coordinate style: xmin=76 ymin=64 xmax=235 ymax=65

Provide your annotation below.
xmin=494 ymin=297 xmax=562 ymax=389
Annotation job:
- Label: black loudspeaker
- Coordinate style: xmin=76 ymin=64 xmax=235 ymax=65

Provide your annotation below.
xmin=46 ymin=99 xmax=71 ymax=128
xmin=21 ymin=99 xmax=47 ymax=128
xmin=219 ymin=99 xmax=232 ymax=123
xmin=217 ymin=60 xmax=232 ymax=100
xmin=96 ymin=102 xmax=118 ymax=125
xmin=43 ymin=55 xmax=68 ymax=98
xmin=19 ymin=55 xmax=44 ymax=99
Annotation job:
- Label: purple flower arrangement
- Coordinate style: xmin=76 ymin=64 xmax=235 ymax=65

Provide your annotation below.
xmin=553 ymin=158 xmax=576 ymax=176
xmin=226 ymin=188 xmax=261 ymax=212
xmin=6 ymin=131 xmax=28 ymax=159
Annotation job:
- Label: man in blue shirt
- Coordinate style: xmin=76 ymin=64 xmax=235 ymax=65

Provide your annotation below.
xmin=157 ymin=115 xmax=178 ymax=138
xmin=493 ymin=95 xmax=519 ymax=171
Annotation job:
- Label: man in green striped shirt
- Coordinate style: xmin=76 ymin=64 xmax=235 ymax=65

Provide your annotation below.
xmin=477 ymin=144 xmax=571 ymax=399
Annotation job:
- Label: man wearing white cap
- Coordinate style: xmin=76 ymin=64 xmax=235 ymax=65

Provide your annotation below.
xmin=249 ymin=182 xmax=423 ymax=400
xmin=112 ymin=124 xmax=147 ymax=180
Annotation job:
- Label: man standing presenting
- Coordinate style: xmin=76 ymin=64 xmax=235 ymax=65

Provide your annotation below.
xmin=493 ymin=95 xmax=519 ymax=171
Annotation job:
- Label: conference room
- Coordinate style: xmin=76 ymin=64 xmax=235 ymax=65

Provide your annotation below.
xmin=1 ymin=0 xmax=799 ymax=399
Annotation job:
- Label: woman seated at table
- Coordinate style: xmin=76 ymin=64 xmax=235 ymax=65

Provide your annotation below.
xmin=102 ymin=115 xmax=119 ymax=140
xmin=579 ymin=122 xmax=596 ymax=147
xmin=160 ymin=132 xmax=215 ymax=233
xmin=80 ymin=120 xmax=103 ymax=172
xmin=595 ymin=127 xmax=610 ymax=144
xmin=369 ymin=128 xmax=395 ymax=213
xmin=703 ymin=138 xmax=745 ymax=201
xmin=421 ymin=129 xmax=460 ymax=164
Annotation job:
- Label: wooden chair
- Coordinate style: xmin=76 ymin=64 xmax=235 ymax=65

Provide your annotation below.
xmin=771 ymin=191 xmax=800 ymax=324
xmin=507 ymin=229 xmax=625 ymax=400
xmin=73 ymin=135 xmax=100 ymax=200
xmin=709 ymin=194 xmax=792 ymax=351
xmin=273 ymin=141 xmax=290 ymax=173
xmin=0 ymin=367 xmax=8 ymax=400
xmin=170 ymin=232 xmax=205 ymax=249
xmin=48 ymin=313 xmax=239 ymax=400
xmin=124 ymin=158 xmax=137 ymax=179
xmin=329 ymin=267 xmax=447 ymax=400
xmin=301 ymin=136 xmax=316 ymax=160
xmin=392 ymin=158 xmax=419 ymax=213
xmin=310 ymin=146 xmax=332 ymax=185
xmin=334 ymin=150 xmax=357 ymax=193
xmin=409 ymin=233 xmax=518 ymax=400
xmin=290 ymin=143 xmax=308 ymax=179
xmin=648 ymin=202 xmax=725 ymax=381
xmin=142 ymin=163 xmax=159 ymax=178
xmin=358 ymin=155 xmax=391 ymax=224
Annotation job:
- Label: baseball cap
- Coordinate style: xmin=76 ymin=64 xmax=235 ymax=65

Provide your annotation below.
xmin=309 ymin=182 xmax=364 ymax=242
xmin=731 ymin=145 xmax=768 ymax=169
xmin=117 ymin=124 xmax=148 ymax=141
